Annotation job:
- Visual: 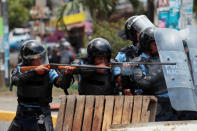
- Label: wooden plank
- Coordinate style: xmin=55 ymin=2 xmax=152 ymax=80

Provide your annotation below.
xmin=102 ymin=96 xmax=115 ymax=131
xmin=148 ymin=96 xmax=157 ymax=122
xmin=55 ymin=96 xmax=67 ymax=131
xmin=63 ymin=95 xmax=76 ymax=131
xmin=82 ymin=96 xmax=95 ymax=131
xmin=112 ymin=96 xmax=124 ymax=124
xmin=132 ymin=96 xmax=143 ymax=123
xmin=92 ymin=96 xmax=105 ymax=131
xmin=72 ymin=95 xmax=85 ymax=131
xmin=140 ymin=96 xmax=150 ymax=122
xmin=121 ymin=96 xmax=133 ymax=124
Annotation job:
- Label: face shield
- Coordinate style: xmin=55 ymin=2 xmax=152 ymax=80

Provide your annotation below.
xmin=23 ymin=51 xmax=49 ymax=66
xmin=127 ymin=15 xmax=155 ymax=33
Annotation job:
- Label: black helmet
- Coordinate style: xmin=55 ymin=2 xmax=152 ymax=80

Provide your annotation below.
xmin=119 ymin=15 xmax=155 ymax=45
xmin=138 ymin=27 xmax=156 ymax=53
xmin=20 ymin=40 xmax=49 ymax=65
xmin=87 ymin=38 xmax=111 ymax=64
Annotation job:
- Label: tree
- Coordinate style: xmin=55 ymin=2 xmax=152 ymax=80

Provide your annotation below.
xmin=90 ymin=20 xmax=129 ymax=58
xmin=194 ymin=0 xmax=197 ymax=19
xmin=8 ymin=0 xmax=35 ymax=30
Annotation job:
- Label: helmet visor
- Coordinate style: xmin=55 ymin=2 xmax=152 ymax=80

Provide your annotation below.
xmin=24 ymin=51 xmax=49 ymax=66
xmin=127 ymin=15 xmax=155 ymax=33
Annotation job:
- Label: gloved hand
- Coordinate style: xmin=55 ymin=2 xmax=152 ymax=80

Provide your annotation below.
xmin=64 ymin=66 xmax=77 ymax=74
xmin=35 ymin=65 xmax=49 ymax=75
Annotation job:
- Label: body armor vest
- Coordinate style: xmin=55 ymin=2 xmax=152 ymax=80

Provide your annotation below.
xmin=139 ymin=56 xmax=168 ymax=95
xmin=78 ymin=71 xmax=115 ymax=95
xmin=17 ymin=73 xmax=52 ymax=105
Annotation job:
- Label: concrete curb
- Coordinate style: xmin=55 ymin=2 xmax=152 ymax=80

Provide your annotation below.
xmin=0 ymin=110 xmax=57 ymax=125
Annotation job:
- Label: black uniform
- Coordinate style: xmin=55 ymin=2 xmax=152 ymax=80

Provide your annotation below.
xmin=8 ymin=40 xmax=70 ymax=131
xmin=68 ymin=38 xmax=120 ymax=95
xmin=72 ymin=58 xmax=118 ymax=95
xmin=127 ymin=27 xmax=178 ymax=121
xmin=129 ymin=54 xmax=178 ymax=121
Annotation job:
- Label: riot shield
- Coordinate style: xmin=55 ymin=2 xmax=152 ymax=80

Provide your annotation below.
xmin=185 ymin=26 xmax=197 ymax=87
xmin=154 ymin=28 xmax=197 ymax=111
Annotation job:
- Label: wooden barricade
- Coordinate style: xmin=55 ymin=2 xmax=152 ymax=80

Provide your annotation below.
xmin=55 ymin=95 xmax=157 ymax=131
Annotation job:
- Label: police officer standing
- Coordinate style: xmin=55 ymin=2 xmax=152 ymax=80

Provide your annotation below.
xmin=67 ymin=38 xmax=121 ymax=95
xmin=8 ymin=40 xmax=73 ymax=131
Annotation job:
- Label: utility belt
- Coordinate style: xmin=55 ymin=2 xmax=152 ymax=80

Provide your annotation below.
xmin=17 ymin=105 xmax=41 ymax=115
xmin=17 ymin=103 xmax=50 ymax=115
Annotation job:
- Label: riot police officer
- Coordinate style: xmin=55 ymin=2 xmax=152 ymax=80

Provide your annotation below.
xmin=8 ymin=40 xmax=73 ymax=131
xmin=126 ymin=27 xmax=178 ymax=121
xmin=115 ymin=15 xmax=155 ymax=95
xmin=68 ymin=38 xmax=120 ymax=95
xmin=115 ymin=15 xmax=155 ymax=62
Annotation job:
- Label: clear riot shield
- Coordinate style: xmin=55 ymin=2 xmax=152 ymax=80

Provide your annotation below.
xmin=185 ymin=26 xmax=197 ymax=87
xmin=154 ymin=28 xmax=197 ymax=111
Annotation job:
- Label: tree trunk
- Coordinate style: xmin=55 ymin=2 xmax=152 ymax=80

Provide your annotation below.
xmin=147 ymin=0 xmax=154 ymax=22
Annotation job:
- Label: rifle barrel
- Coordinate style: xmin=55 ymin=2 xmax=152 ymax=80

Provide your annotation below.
xmin=112 ymin=62 xmax=176 ymax=65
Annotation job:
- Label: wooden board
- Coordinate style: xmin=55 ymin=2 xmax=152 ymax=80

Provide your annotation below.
xmin=102 ymin=96 xmax=115 ymax=131
xmin=141 ymin=96 xmax=150 ymax=122
xmin=56 ymin=95 xmax=157 ymax=131
xmin=82 ymin=96 xmax=95 ymax=131
xmin=92 ymin=96 xmax=105 ymax=131
xmin=148 ymin=96 xmax=157 ymax=122
xmin=112 ymin=96 xmax=124 ymax=124
xmin=132 ymin=96 xmax=143 ymax=123
xmin=121 ymin=96 xmax=133 ymax=124
xmin=63 ymin=95 xmax=76 ymax=131
xmin=72 ymin=95 xmax=85 ymax=131
xmin=55 ymin=96 xmax=67 ymax=131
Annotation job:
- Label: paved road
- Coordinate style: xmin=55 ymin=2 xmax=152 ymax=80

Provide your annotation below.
xmin=0 ymin=121 xmax=10 ymax=131
xmin=0 ymin=95 xmax=59 ymax=115
xmin=0 ymin=95 xmax=60 ymax=130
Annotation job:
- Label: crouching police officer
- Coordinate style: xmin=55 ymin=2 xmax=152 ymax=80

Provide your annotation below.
xmin=125 ymin=27 xmax=178 ymax=121
xmin=8 ymin=40 xmax=73 ymax=131
xmin=67 ymin=38 xmax=121 ymax=95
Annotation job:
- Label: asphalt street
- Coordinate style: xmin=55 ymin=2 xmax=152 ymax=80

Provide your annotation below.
xmin=0 ymin=120 xmax=10 ymax=131
xmin=0 ymin=95 xmax=60 ymax=131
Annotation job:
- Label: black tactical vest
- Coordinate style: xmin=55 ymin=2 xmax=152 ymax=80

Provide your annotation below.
xmin=139 ymin=56 xmax=168 ymax=95
xmin=78 ymin=71 xmax=115 ymax=95
xmin=17 ymin=73 xmax=52 ymax=106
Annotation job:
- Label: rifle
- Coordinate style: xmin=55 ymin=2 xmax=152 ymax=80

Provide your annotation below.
xmin=20 ymin=63 xmax=111 ymax=73
xmin=111 ymin=62 xmax=176 ymax=65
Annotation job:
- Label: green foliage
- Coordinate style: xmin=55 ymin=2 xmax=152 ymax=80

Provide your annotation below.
xmin=8 ymin=0 xmax=35 ymax=30
xmin=90 ymin=20 xmax=131 ymax=58
xmin=80 ymin=0 xmax=117 ymax=19
xmin=194 ymin=0 xmax=197 ymax=19
xmin=128 ymin=0 xmax=146 ymax=15
xmin=18 ymin=0 xmax=35 ymax=8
